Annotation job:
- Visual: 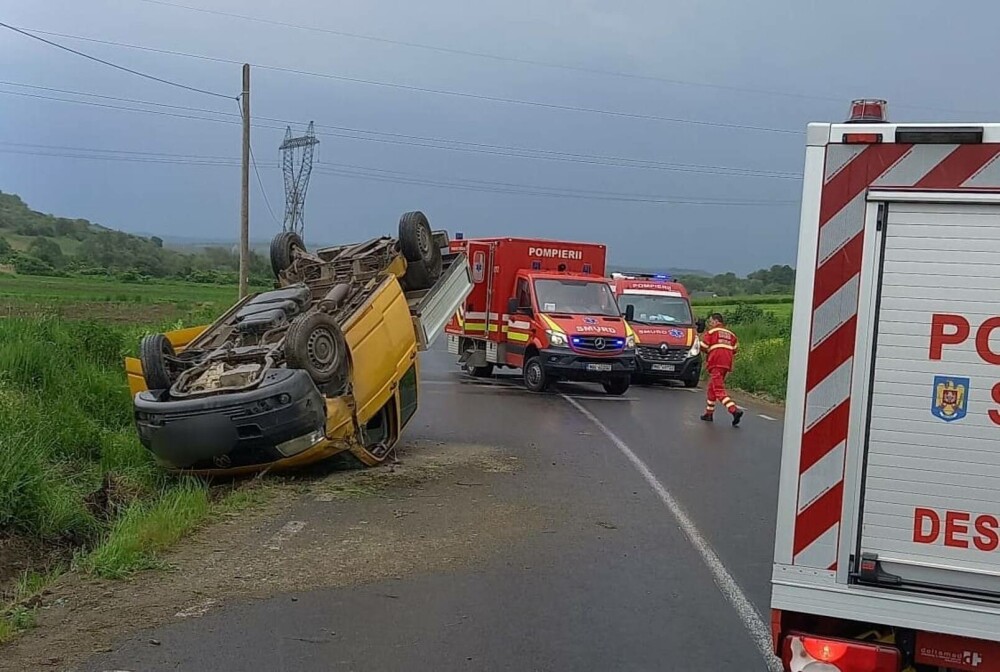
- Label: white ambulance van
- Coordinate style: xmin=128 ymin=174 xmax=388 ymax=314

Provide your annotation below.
xmin=771 ymin=100 xmax=1000 ymax=671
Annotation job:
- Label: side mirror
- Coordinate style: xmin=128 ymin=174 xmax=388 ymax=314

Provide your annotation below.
xmin=522 ymin=305 xmax=534 ymax=318
xmin=507 ymin=297 xmax=518 ymax=315
xmin=624 ymin=304 xmax=635 ymax=322
xmin=695 ymin=318 xmax=706 ymax=334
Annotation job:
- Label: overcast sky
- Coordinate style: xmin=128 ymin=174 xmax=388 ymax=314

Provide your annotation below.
xmin=3 ymin=0 xmax=1000 ymax=274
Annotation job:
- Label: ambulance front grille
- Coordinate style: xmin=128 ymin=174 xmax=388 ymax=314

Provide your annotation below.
xmin=638 ymin=346 xmax=687 ymax=362
xmin=571 ymin=336 xmax=625 ymax=352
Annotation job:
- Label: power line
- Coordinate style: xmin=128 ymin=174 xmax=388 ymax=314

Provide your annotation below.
xmin=17 ymin=27 xmax=799 ymax=135
xmin=0 ymin=142 xmax=796 ymax=206
xmin=0 ymin=22 xmax=234 ymax=100
xmin=0 ymin=80 xmax=236 ymax=118
xmin=134 ymin=0 xmax=828 ymax=101
xmin=0 ymin=87 xmax=246 ymax=126
xmin=235 ymin=97 xmax=280 ymax=226
xmin=98 ymin=3 xmax=996 ymax=117
xmin=0 ymin=85 xmax=801 ymax=180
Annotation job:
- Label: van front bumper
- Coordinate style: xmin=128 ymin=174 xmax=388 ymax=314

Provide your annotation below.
xmin=133 ymin=368 xmax=327 ymax=471
xmin=539 ymin=348 xmax=636 ymax=381
xmin=635 ymin=352 xmax=701 ymax=381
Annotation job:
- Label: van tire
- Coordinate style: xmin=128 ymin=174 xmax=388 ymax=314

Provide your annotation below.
xmin=270 ymin=231 xmax=305 ymax=278
xmin=683 ymin=375 xmax=699 ymax=388
xmin=523 ymin=356 xmax=550 ymax=393
xmin=140 ymin=333 xmax=175 ymax=391
xmin=399 ymin=212 xmax=442 ymax=285
xmin=285 ymin=312 xmax=348 ymax=385
xmin=602 ymin=376 xmax=630 ymax=396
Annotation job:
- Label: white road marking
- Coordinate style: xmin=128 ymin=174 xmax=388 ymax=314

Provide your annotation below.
xmin=264 ymin=520 xmax=306 ymax=551
xmin=175 ymin=598 xmax=218 ymax=618
xmin=758 ymin=414 xmax=778 ymax=422
xmin=562 ymin=395 xmax=783 ymax=672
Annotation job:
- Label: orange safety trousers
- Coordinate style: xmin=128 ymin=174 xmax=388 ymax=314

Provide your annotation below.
xmin=705 ymin=367 xmax=738 ymax=415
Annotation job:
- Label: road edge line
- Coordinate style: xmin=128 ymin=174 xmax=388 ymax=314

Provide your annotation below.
xmin=561 ymin=394 xmax=783 ymax=672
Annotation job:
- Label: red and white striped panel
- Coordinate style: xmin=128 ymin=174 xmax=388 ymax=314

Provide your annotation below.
xmin=792 ymin=142 xmax=1000 ymax=570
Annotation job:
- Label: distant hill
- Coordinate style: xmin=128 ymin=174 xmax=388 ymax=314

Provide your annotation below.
xmin=0 ymin=191 xmax=269 ymax=282
xmin=607 ymin=264 xmax=711 ymax=278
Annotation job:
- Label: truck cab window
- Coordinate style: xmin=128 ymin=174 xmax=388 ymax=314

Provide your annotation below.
xmin=621 ymin=295 xmax=692 ymax=325
xmin=534 ymin=279 xmax=619 ymax=316
xmin=516 ymin=278 xmax=531 ymax=311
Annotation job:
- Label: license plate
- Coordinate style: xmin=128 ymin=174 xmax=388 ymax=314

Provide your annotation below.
xmin=651 ymin=364 xmax=675 ymax=372
xmin=586 ymin=363 xmax=613 ymax=372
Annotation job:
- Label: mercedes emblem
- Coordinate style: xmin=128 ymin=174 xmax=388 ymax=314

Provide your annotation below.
xmin=594 ymin=338 xmax=606 ymax=350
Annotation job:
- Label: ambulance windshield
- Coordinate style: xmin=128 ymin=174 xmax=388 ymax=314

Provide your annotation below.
xmin=533 ymin=279 xmax=620 ymax=317
xmin=618 ymin=294 xmax=692 ymax=325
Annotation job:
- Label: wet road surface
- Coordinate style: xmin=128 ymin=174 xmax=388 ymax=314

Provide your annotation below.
xmin=82 ymin=345 xmax=784 ymax=672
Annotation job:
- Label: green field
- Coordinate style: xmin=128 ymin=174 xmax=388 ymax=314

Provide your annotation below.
xmin=691 ymin=295 xmax=793 ymax=401
xmin=0 ymin=274 xmax=264 ymax=325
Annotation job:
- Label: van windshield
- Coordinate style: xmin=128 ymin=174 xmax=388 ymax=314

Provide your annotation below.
xmin=618 ymin=293 xmax=692 ymax=325
xmin=533 ymin=279 xmax=620 ymax=317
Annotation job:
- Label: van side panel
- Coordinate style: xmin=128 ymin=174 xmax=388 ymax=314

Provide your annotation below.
xmin=344 ymin=276 xmax=417 ymax=425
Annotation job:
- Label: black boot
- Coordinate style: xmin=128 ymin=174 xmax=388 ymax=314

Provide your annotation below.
xmin=732 ymin=409 xmax=744 ymax=427
xmin=700 ymin=413 xmax=714 ymax=422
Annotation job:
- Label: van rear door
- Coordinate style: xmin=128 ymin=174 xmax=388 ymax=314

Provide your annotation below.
xmin=851 ymin=191 xmax=1000 ymax=600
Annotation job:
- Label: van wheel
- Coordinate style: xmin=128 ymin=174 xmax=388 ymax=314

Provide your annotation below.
xmin=399 ymin=212 xmax=442 ymax=287
xmin=140 ymin=333 xmax=175 ymax=391
xmin=285 ymin=312 xmax=348 ymax=385
xmin=683 ymin=375 xmax=699 ymax=389
xmin=270 ymin=231 xmax=305 ymax=278
xmin=523 ymin=357 xmax=550 ymax=393
xmin=602 ymin=376 xmax=630 ymax=396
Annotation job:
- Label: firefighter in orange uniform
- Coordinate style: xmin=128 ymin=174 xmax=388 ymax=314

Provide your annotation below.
xmin=699 ymin=313 xmax=744 ymax=426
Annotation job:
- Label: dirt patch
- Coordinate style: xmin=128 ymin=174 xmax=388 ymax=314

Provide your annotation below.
xmin=0 ymin=441 xmax=538 ymax=672
xmin=0 ymin=537 xmax=68 ymax=601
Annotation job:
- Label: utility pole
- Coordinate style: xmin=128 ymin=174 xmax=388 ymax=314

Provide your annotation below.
xmin=239 ymin=63 xmax=250 ymax=299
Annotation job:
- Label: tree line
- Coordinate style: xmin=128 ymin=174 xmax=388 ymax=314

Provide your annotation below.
xmin=0 ymin=191 xmax=271 ymax=284
xmin=1 ymin=191 xmax=796 ymax=295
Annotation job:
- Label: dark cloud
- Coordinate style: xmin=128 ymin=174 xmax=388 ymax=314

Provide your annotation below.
xmin=2 ymin=0 xmax=999 ymax=274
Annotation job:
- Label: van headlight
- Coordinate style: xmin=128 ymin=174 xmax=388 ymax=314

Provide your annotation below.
xmin=688 ymin=341 xmax=701 ymax=357
xmin=547 ymin=330 xmax=568 ymax=347
xmin=275 ymin=429 xmax=325 ymax=457
xmin=626 ymin=335 xmax=636 ymax=349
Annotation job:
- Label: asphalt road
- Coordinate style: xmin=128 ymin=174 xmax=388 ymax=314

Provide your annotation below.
xmin=84 ymin=345 xmax=784 ymax=672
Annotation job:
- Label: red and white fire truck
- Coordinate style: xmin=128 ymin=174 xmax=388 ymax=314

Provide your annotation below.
xmin=445 ymin=237 xmax=636 ymax=395
xmin=610 ymin=272 xmax=700 ymax=387
xmin=771 ymin=100 xmax=1000 ymax=670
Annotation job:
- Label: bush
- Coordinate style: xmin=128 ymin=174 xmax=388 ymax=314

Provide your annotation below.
xmin=11 ymin=254 xmax=61 ymax=277
xmin=726 ymin=328 xmax=790 ymax=400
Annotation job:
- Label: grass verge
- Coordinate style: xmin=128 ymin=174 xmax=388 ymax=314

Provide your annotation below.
xmin=77 ymin=481 xmax=210 ymax=579
xmin=0 ymin=567 xmax=63 ymax=644
xmin=691 ymin=300 xmax=793 ymax=401
xmin=0 ymin=315 xmax=224 ymax=642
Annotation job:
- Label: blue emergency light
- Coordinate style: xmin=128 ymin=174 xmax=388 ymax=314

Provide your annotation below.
xmin=570 ymin=337 xmax=625 ymax=348
xmin=531 ymin=260 xmax=542 ymax=270
xmin=455 ymin=232 xmax=464 ymax=240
